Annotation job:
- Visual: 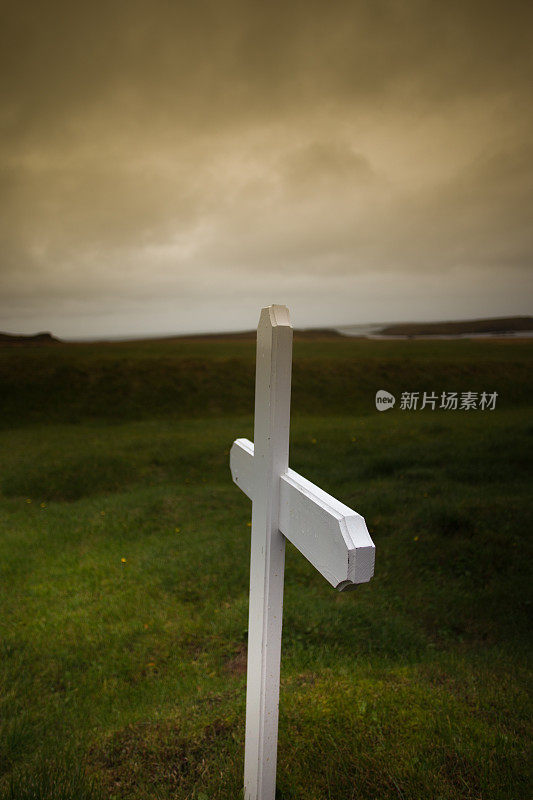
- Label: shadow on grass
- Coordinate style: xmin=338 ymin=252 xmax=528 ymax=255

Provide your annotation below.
xmin=1 ymin=757 xmax=103 ymax=800
xmin=90 ymin=717 xmax=241 ymax=800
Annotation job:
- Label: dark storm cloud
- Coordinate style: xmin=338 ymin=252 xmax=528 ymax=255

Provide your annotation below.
xmin=1 ymin=0 xmax=532 ymax=335
xmin=4 ymin=1 xmax=531 ymax=134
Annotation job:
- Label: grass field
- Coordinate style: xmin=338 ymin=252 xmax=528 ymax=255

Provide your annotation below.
xmin=0 ymin=336 xmax=532 ymax=799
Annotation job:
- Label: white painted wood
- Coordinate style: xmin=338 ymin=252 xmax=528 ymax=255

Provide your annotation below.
xmin=230 ymin=437 xmax=255 ymax=499
xmin=232 ymin=304 xmax=375 ymax=800
xmin=243 ymin=305 xmax=293 ymax=800
xmin=230 ymin=438 xmax=375 ymax=589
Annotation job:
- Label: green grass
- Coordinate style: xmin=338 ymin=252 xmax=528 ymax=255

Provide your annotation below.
xmin=0 ymin=338 xmax=532 ymax=799
xmin=1 ymin=337 xmax=531 ymax=425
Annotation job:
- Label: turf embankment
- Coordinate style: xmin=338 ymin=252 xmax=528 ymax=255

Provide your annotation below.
xmin=0 ymin=336 xmax=532 ymax=424
xmin=0 ymin=337 xmax=532 ymax=799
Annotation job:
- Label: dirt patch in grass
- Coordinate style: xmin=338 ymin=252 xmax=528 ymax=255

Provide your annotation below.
xmin=91 ymin=717 xmax=235 ymax=798
xmin=224 ymin=643 xmax=247 ymax=676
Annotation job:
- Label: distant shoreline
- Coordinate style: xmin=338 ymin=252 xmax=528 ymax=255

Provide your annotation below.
xmin=376 ymin=316 xmax=533 ymax=337
xmin=1 ymin=316 xmax=532 ymax=345
xmin=337 ymin=316 xmax=533 ymax=339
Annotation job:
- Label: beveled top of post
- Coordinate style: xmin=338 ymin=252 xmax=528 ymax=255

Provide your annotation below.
xmin=259 ymin=304 xmax=292 ymax=330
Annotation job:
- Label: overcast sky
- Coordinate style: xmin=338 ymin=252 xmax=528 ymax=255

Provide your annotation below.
xmin=1 ymin=0 xmax=532 ymax=338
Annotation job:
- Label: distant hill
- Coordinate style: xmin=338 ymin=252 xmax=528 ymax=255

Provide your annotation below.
xmin=1 ymin=317 xmax=530 ymax=345
xmin=184 ymin=318 xmax=532 ymax=341
xmin=102 ymin=327 xmax=343 ymax=344
xmin=378 ymin=316 xmax=533 ymax=337
xmin=0 ymin=332 xmax=61 ymax=345
xmin=174 ymin=327 xmax=342 ymax=341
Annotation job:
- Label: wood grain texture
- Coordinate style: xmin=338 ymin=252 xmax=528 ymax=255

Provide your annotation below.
xmin=231 ymin=438 xmax=375 ymax=589
xmin=243 ymin=305 xmax=292 ymax=800
xmin=232 ymin=304 xmax=375 ymax=800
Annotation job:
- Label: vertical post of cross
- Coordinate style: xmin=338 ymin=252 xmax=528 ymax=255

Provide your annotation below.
xmin=244 ymin=305 xmax=293 ymax=800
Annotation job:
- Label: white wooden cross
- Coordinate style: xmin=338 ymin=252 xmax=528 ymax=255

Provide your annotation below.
xmin=230 ymin=305 xmax=375 ymax=800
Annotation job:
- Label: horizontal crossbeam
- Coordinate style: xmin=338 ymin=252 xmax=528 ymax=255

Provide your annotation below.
xmin=230 ymin=438 xmax=375 ymax=590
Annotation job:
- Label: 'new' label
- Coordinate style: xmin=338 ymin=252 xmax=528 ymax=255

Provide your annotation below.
xmin=375 ymin=390 xmax=395 ymax=411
